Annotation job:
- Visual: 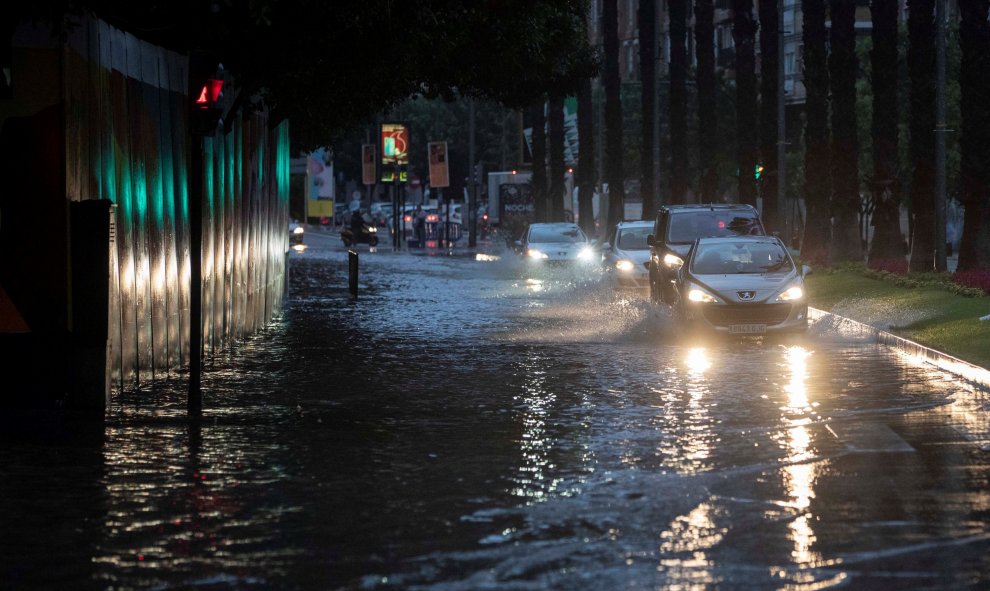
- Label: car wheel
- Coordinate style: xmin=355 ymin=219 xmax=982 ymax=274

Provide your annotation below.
xmin=369 ymin=236 xmax=379 ymax=246
xmin=649 ymin=266 xmax=662 ymax=304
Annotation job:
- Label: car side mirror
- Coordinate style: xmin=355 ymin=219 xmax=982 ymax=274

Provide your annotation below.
xmin=646 ymin=234 xmax=655 ymax=247
xmin=802 ymin=264 xmax=812 ymax=276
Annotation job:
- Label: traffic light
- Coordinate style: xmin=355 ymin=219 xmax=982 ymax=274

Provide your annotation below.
xmin=189 ymin=56 xmax=224 ymax=136
xmin=754 ymin=163 xmax=764 ymax=180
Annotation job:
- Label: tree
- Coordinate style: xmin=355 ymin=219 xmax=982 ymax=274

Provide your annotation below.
xmin=639 ymin=0 xmax=657 ymax=218
xmin=908 ymin=0 xmax=936 ymax=272
xmin=578 ymin=75 xmax=597 ymax=236
xmin=957 ymin=0 xmax=990 ymax=269
xmin=23 ymin=1 xmax=598 ymax=151
xmin=732 ymin=0 xmax=759 ymax=207
xmin=670 ymin=0 xmax=689 ymax=204
xmin=548 ymin=95 xmax=567 ymax=221
xmin=801 ymin=0 xmax=831 ymax=264
xmin=758 ymin=0 xmax=779 ymax=232
xmin=694 ymin=0 xmax=717 ymax=204
xmin=604 ymin=0 xmax=625 ymax=228
xmin=531 ymin=101 xmax=548 ymax=223
xmin=868 ymin=0 xmax=905 ymax=262
xmin=829 ymin=0 xmax=862 ymax=263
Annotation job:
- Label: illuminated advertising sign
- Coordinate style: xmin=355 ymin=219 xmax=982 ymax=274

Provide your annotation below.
xmin=381 ymin=122 xmax=409 ymax=182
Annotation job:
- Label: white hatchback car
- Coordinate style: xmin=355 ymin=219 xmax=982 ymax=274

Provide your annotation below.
xmin=516 ymin=222 xmax=597 ymax=265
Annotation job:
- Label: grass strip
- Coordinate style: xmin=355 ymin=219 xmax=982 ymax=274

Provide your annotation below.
xmin=806 ymin=265 xmax=990 ymax=370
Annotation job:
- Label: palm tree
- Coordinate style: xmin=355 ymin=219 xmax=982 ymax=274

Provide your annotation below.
xmin=829 ymin=0 xmax=861 ymax=263
xmin=868 ymin=0 xmax=905 ymax=262
xmin=957 ymin=0 xmax=990 ymax=269
xmin=758 ymin=0 xmax=779 ymax=232
xmin=548 ymin=95 xmax=566 ymax=221
xmin=604 ymin=0 xmax=625 ymax=227
xmin=695 ymin=0 xmax=717 ymax=203
xmin=801 ymin=0 xmax=831 ymax=264
xmin=732 ymin=0 xmax=758 ymax=207
xmin=670 ymin=0 xmax=689 ymax=203
xmin=907 ymin=0 xmax=935 ymax=272
xmin=639 ymin=0 xmax=657 ymax=218
xmin=531 ymin=101 xmax=548 ymax=223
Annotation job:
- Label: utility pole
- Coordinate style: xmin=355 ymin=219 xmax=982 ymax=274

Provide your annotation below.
xmin=778 ymin=0 xmax=787 ymax=244
xmin=469 ymin=98 xmax=477 ymax=247
xmin=934 ymin=0 xmax=948 ymax=271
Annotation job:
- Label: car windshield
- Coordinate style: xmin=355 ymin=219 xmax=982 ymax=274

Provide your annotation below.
xmin=616 ymin=227 xmax=652 ymax=250
xmin=529 ymin=226 xmax=586 ymax=243
xmin=691 ymin=242 xmax=793 ymax=275
xmin=668 ymin=212 xmax=764 ymax=243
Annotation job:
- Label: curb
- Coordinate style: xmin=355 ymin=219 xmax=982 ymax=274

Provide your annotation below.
xmin=809 ymin=307 xmax=990 ymax=391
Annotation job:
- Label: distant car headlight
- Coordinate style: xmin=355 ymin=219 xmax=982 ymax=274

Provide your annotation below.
xmin=292 ymin=226 xmax=304 ymax=235
xmin=688 ymin=288 xmax=718 ymax=303
xmin=663 ymin=253 xmax=684 ymax=269
xmin=578 ymin=246 xmax=595 ymax=260
xmin=775 ymin=285 xmax=804 ymax=301
xmin=615 ymin=259 xmax=635 ymax=272
xmin=367 ymin=226 xmax=377 ymax=233
xmin=528 ymin=248 xmax=549 ymax=259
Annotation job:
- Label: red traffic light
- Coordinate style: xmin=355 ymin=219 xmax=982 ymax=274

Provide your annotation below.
xmin=195 ymin=79 xmax=224 ymax=107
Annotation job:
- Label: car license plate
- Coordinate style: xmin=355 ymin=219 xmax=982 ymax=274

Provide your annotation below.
xmin=729 ymin=323 xmax=766 ymax=334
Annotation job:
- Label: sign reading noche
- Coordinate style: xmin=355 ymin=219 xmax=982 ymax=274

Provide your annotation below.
xmin=381 ymin=123 xmax=409 ymax=183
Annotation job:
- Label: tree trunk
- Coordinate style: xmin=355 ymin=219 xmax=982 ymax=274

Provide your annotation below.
xmin=548 ymin=95 xmax=566 ymax=222
xmin=639 ymin=0 xmax=657 ymax=218
xmin=695 ymin=0 xmax=717 ymax=204
xmin=758 ymin=0 xmax=779 ymax=233
xmin=801 ymin=0 xmax=831 ymax=265
xmin=604 ymin=0 xmax=626 ymax=227
xmin=908 ymin=0 xmax=935 ymax=272
xmin=733 ymin=0 xmax=759 ymax=207
xmin=531 ymin=101 xmax=548 ymax=224
xmin=958 ymin=0 xmax=990 ymax=270
xmin=868 ymin=0 xmax=905 ymax=262
xmin=829 ymin=0 xmax=861 ymax=263
xmin=578 ymin=76 xmax=597 ymax=237
xmin=670 ymin=0 xmax=689 ymax=204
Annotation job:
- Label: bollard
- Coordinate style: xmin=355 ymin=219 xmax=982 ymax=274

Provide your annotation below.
xmin=348 ymin=249 xmax=359 ymax=299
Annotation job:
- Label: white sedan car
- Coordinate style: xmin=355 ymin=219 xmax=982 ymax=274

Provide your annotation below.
xmin=516 ymin=222 xmax=597 ymax=266
xmin=601 ymin=220 xmax=653 ymax=291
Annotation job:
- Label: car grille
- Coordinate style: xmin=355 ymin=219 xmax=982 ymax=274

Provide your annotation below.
xmin=702 ymin=303 xmax=791 ymax=326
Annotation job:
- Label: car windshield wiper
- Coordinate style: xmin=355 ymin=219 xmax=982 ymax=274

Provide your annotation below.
xmin=761 ymin=259 xmax=791 ymax=272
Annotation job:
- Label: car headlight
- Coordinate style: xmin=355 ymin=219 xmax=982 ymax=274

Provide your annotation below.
xmin=775 ymin=285 xmax=804 ymax=301
xmin=663 ymin=253 xmax=684 ymax=269
xmin=688 ymin=288 xmax=718 ymax=303
xmin=577 ymin=246 xmax=595 ymax=260
xmin=367 ymin=226 xmax=377 ymax=233
xmin=292 ymin=226 xmax=304 ymax=235
xmin=615 ymin=260 xmax=635 ymax=272
xmin=528 ymin=248 xmax=549 ymax=259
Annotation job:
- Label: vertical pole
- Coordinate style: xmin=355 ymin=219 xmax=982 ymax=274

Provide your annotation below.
xmin=934 ymin=0 xmax=947 ymax=271
xmin=348 ymin=250 xmax=359 ymax=298
xmin=391 ymin=182 xmax=399 ymax=251
xmin=469 ymin=98 xmax=477 ymax=247
xmin=188 ymin=136 xmax=203 ymax=415
xmin=778 ymin=0 xmax=787 ymax=245
xmin=653 ymin=0 xmax=662 ymax=208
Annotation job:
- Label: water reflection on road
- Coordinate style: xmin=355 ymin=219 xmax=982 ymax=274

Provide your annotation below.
xmin=3 ymin=242 xmax=990 ymax=590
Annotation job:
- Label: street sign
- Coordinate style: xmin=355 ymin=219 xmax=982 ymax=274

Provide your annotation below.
xmin=361 ymin=144 xmax=375 ymax=186
xmin=428 ymin=141 xmax=449 ymax=188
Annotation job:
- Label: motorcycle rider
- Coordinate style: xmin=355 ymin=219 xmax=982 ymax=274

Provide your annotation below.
xmin=350 ymin=209 xmax=367 ymax=237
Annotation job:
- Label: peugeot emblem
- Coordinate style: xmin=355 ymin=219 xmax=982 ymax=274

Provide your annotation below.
xmin=737 ymin=291 xmax=756 ymax=300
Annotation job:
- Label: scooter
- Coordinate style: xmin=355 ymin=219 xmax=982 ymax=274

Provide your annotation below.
xmin=341 ymin=224 xmax=379 ymax=247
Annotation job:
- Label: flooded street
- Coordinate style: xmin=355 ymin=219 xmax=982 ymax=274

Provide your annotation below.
xmin=3 ymin=233 xmax=990 ymax=590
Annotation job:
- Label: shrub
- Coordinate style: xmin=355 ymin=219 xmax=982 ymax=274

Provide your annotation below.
xmin=868 ymin=257 xmax=909 ymax=275
xmin=952 ymin=269 xmax=990 ymax=296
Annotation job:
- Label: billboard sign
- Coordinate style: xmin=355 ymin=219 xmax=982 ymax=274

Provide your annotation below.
xmin=381 ymin=122 xmax=409 ymax=183
xmin=361 ymin=144 xmax=376 ymax=185
xmin=428 ymin=141 xmax=449 ymax=188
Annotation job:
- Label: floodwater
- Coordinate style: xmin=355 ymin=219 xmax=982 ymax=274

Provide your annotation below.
xmin=3 ymin=235 xmax=990 ymax=590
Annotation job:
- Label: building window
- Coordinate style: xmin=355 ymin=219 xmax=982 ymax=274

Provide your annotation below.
xmin=785 ymin=50 xmax=796 ymax=75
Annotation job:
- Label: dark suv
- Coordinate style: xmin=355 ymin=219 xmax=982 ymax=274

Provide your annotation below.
xmin=646 ymin=204 xmax=765 ymax=304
